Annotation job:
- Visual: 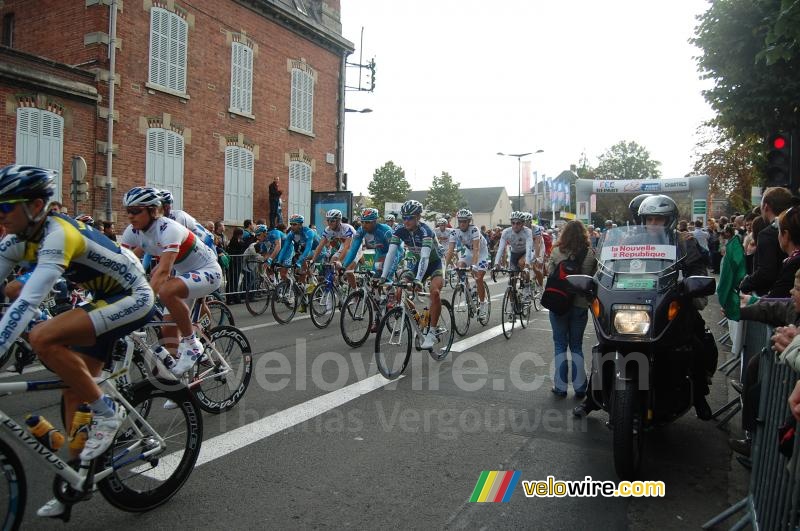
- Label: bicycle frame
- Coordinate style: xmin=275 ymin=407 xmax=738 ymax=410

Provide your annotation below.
xmin=0 ymin=371 xmax=165 ymax=494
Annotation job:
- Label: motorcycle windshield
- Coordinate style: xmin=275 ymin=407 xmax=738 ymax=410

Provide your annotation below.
xmin=597 ymin=226 xmax=679 ymax=288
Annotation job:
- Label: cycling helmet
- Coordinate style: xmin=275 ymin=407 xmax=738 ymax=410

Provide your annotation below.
xmin=522 ymin=212 xmax=533 ymax=222
xmin=123 ymin=186 xmax=162 ymax=207
xmin=288 ymin=214 xmax=304 ymax=225
xmin=0 ymin=165 xmax=56 ymax=200
xmin=254 ymin=224 xmax=268 ymax=236
xmin=456 ymin=208 xmax=473 ymax=221
xmin=159 ymin=189 xmax=174 ymax=205
xmin=385 ymin=213 xmax=395 ymax=222
xmin=638 ymin=194 xmax=678 ymax=230
xmin=436 ymin=217 xmax=448 ymax=226
xmin=400 ymin=200 xmax=423 ymax=217
xmin=509 ymin=211 xmax=523 ymax=221
xmin=628 ymin=194 xmax=652 ymax=224
xmin=361 ymin=207 xmax=379 ymax=222
xmin=76 ymin=214 xmax=94 ymax=225
xmin=326 ymin=209 xmax=343 ymax=221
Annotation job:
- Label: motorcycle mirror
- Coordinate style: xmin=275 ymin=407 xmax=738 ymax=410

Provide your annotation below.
xmin=567 ymin=274 xmax=595 ymax=296
xmin=681 ymin=276 xmax=716 ymax=298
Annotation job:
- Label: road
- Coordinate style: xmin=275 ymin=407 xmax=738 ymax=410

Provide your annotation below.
xmin=5 ymin=277 xmax=737 ymax=529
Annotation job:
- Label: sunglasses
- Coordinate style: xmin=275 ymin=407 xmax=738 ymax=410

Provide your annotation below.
xmin=402 ymin=215 xmax=416 ymax=221
xmin=126 ymin=207 xmax=146 ymax=216
xmin=327 ymin=218 xmax=339 ymax=223
xmin=0 ymin=199 xmax=27 ymax=214
xmin=511 ymin=221 xmax=523 ymax=225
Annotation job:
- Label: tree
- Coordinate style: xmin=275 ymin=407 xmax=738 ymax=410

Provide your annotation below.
xmin=594 ymin=141 xmax=662 ymax=180
xmin=424 ymin=171 xmax=465 ymax=220
xmin=367 ymin=161 xmax=411 ymax=213
xmin=692 ymin=0 xmax=800 ymax=137
xmin=692 ymin=125 xmax=761 ymax=213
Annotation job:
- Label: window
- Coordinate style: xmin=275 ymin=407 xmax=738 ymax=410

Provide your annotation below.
xmin=2 ymin=13 xmax=14 ymax=47
xmin=288 ymin=161 xmax=311 ymax=221
xmin=145 ymin=128 xmax=184 ymax=210
xmin=224 ymin=146 xmax=254 ymax=222
xmin=16 ymin=108 xmax=63 ymax=201
xmin=290 ymin=68 xmax=314 ymax=134
xmin=230 ymin=42 xmax=253 ymax=115
xmin=148 ymin=7 xmax=188 ymax=94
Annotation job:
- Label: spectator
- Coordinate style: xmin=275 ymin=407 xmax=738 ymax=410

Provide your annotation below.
xmin=243 ymin=219 xmax=254 ymax=243
xmin=102 ymin=221 xmax=117 ymax=242
xmin=718 ymin=224 xmax=747 ymax=358
xmin=226 ymin=227 xmax=249 ymax=304
xmin=546 ymin=220 xmax=597 ymax=398
xmin=740 ymin=187 xmax=793 ymax=296
xmin=707 ymin=218 xmax=721 ymax=273
xmin=214 ymin=221 xmax=228 ymax=250
xmin=269 ymin=176 xmax=283 ymax=229
xmin=49 ymin=201 xmax=62 ymax=214
xmin=693 ymin=219 xmax=710 ymax=263
xmin=744 ymin=216 xmax=766 ymax=275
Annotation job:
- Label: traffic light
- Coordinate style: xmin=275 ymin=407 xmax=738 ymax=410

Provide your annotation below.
xmin=765 ymin=132 xmax=792 ymax=188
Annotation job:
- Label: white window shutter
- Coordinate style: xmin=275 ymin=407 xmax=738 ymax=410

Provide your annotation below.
xmin=224 ymin=147 xmax=234 ymax=220
xmin=15 ymin=107 xmax=39 ymax=165
xmin=230 ymin=44 xmax=241 ymax=112
xmin=288 ymin=161 xmax=311 ymax=221
xmin=242 ymin=46 xmax=253 ymax=114
xmin=146 ymin=128 xmax=184 ymax=210
xmin=149 ymin=8 xmax=187 ymax=93
xmin=175 ymin=17 xmax=187 ymax=94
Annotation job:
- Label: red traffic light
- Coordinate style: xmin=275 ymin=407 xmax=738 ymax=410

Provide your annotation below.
xmin=774 ymin=136 xmax=787 ymax=150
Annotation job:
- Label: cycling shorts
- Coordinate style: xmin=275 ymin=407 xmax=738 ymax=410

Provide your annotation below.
xmin=399 ymin=259 xmax=443 ymax=283
xmin=74 ymin=284 xmax=156 ymax=361
xmin=162 ymin=263 xmax=222 ymax=316
xmin=510 ymin=251 xmax=527 ymax=270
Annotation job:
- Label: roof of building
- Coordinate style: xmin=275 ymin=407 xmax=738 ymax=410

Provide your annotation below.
xmin=407 ymin=187 xmax=506 ymax=214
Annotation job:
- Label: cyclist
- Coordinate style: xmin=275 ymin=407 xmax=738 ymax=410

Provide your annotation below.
xmin=75 ymin=214 xmax=95 ymax=227
xmin=0 ymin=165 xmax=156 ymax=517
xmin=159 ymin=189 xmax=216 ymax=251
xmin=342 ymin=207 xmax=395 ymax=277
xmin=312 ymin=209 xmax=358 ymax=289
xmin=496 ymin=211 xmax=535 ymax=298
xmin=522 ymin=213 xmax=545 ymax=285
xmin=446 ymin=208 xmax=490 ymax=318
xmin=384 ymin=213 xmax=397 ymax=231
xmin=380 ymin=200 xmax=443 ymax=349
xmin=119 ymin=187 xmax=221 ymax=376
xmin=276 ymin=214 xmax=321 ymax=280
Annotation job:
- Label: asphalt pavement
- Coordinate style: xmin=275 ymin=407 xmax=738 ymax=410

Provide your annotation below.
xmin=3 ymin=276 xmax=744 ymax=529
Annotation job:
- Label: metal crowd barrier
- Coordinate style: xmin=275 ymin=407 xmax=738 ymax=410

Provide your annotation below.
xmin=704 ymin=322 xmax=800 ymax=529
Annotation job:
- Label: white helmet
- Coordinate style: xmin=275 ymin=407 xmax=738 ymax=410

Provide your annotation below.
xmin=326 ymin=209 xmax=343 ymax=220
xmin=456 ymin=208 xmax=473 ymax=221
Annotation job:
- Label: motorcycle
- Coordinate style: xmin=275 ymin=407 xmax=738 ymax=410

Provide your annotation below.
xmin=567 ymin=225 xmax=716 ymax=479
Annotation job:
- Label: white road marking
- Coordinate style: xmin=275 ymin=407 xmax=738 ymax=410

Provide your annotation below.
xmin=0 ymin=363 xmax=45 ymax=379
xmin=141 ymin=373 xmax=400 ymax=474
xmin=240 ymin=314 xmax=310 ymax=331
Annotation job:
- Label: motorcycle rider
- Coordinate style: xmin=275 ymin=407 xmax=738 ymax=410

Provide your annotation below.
xmin=574 ymin=194 xmax=715 ymax=419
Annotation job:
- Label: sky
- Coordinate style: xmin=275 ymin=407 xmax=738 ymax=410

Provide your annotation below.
xmin=340 ymin=0 xmax=716 ymax=198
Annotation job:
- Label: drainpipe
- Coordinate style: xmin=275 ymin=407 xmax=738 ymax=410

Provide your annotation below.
xmin=105 ymin=0 xmax=118 ymax=221
xmin=335 ymin=51 xmax=346 ymax=192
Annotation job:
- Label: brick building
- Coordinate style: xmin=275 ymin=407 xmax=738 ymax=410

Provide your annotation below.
xmin=0 ymin=0 xmax=353 ymax=225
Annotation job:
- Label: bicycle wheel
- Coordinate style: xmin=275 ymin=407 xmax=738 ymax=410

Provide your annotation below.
xmin=310 ymin=283 xmax=337 ymax=329
xmin=450 ymin=284 xmax=470 ymax=336
xmin=245 ymin=276 xmax=271 ymax=316
xmin=191 ymin=325 xmax=253 ymax=413
xmin=501 ymin=287 xmax=516 ymax=339
xmin=0 ymin=438 xmax=26 ymax=531
xmin=271 ymin=279 xmax=298 ymax=324
xmin=531 ymin=280 xmax=543 ymax=312
xmin=446 ymin=268 xmax=458 ymax=289
xmin=207 ymin=298 xmax=235 ymax=327
xmin=340 ymin=289 xmax=374 ymax=348
xmin=477 ymin=281 xmax=491 ymax=326
xmin=374 ymin=307 xmax=412 ymax=379
xmin=98 ymin=380 xmax=203 ymax=512
xmin=518 ymin=291 xmax=530 ymax=329
xmin=429 ymin=299 xmax=455 ymax=361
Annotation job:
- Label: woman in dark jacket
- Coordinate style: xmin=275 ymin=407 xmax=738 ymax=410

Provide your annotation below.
xmin=226 ymin=227 xmax=249 ymax=304
xmin=546 ymin=220 xmax=597 ymax=397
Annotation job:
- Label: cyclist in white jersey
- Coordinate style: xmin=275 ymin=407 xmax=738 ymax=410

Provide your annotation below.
xmin=159 ymin=189 xmax=216 ymax=251
xmin=446 ymin=209 xmax=490 ymax=318
xmin=120 ymin=187 xmax=222 ymax=376
xmin=312 ymin=208 xmax=359 ymax=289
xmin=523 ymin=213 xmax=545 ymax=286
xmin=384 ymin=213 xmax=397 ymax=232
xmin=496 ymin=211 xmax=535 ymax=298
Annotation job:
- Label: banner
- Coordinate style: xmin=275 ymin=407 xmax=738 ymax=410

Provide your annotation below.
xmin=591 ymin=178 xmax=689 ymax=194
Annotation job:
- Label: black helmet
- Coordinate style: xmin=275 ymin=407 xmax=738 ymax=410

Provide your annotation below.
xmin=628 ymin=194 xmax=652 ymax=224
xmin=638 ymin=194 xmax=678 ymax=230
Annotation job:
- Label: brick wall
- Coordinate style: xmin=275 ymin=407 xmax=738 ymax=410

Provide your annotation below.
xmin=0 ymin=0 xmax=346 ymax=225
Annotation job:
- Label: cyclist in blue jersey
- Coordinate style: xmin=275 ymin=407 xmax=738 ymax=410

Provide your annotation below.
xmin=379 ymin=200 xmax=443 ymax=349
xmin=278 ymin=214 xmax=320 ymax=282
xmin=342 ymin=208 xmax=395 ymax=276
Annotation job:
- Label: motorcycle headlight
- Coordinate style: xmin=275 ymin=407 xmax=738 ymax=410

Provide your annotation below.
xmin=613 ymin=304 xmax=651 ymax=335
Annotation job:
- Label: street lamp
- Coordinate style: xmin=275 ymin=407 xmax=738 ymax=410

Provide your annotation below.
xmin=497 ymin=149 xmax=544 ymax=211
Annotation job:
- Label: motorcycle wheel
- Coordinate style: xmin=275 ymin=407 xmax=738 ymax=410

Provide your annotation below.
xmin=611 ymin=380 xmax=645 ymax=480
